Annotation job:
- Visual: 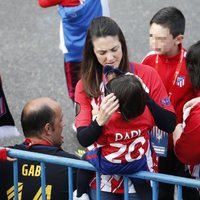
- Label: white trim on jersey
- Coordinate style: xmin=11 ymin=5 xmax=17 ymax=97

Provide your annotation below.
xmin=141 ymin=51 xmax=156 ymax=63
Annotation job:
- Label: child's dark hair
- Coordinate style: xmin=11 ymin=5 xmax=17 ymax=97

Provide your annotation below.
xmin=186 ymin=40 xmax=200 ymax=90
xmin=150 ymin=6 xmax=185 ymax=38
xmin=107 ymin=75 xmax=146 ymax=120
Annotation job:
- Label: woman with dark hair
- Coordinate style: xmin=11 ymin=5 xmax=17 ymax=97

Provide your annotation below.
xmin=74 ymin=73 xmax=157 ymax=200
xmin=173 ymin=40 xmax=200 ymax=179
xmin=75 ymin=16 xmax=176 ymax=200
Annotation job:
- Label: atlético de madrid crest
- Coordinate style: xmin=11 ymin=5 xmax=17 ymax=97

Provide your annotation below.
xmin=176 ymin=76 xmax=185 ymax=87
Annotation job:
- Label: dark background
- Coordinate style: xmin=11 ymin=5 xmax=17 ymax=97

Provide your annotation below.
xmin=0 ymin=0 xmax=199 ymax=154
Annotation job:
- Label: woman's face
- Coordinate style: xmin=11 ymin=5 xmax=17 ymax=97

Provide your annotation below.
xmin=93 ymin=36 xmax=123 ymax=68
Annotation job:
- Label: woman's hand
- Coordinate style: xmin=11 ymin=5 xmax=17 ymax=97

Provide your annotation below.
xmin=96 ymin=93 xmax=119 ymax=126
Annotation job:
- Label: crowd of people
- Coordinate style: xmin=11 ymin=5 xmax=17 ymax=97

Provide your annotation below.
xmin=0 ymin=2 xmax=200 ymax=200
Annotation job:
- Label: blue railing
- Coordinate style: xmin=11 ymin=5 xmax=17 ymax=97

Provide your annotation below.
xmin=7 ymin=148 xmax=200 ymax=200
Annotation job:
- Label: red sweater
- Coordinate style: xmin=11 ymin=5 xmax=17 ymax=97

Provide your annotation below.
xmin=38 ymin=0 xmax=80 ymax=7
xmin=175 ymin=103 xmax=200 ymax=165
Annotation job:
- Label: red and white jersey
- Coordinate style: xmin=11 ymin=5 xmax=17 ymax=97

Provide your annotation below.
xmin=96 ymin=110 xmax=154 ymax=163
xmin=142 ymin=45 xmax=197 ymax=124
xmin=75 ymin=62 xmax=174 ymax=193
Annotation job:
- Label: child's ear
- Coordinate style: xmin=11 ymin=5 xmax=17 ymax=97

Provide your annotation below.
xmin=175 ymin=34 xmax=184 ymax=45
